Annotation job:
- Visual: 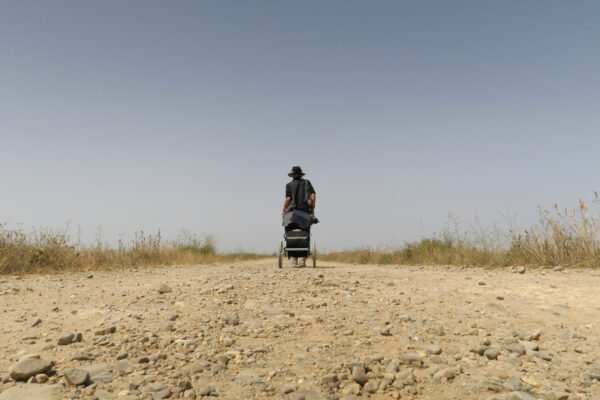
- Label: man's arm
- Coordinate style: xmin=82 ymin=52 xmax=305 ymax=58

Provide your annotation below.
xmin=307 ymin=180 xmax=316 ymax=209
xmin=282 ymin=197 xmax=291 ymax=215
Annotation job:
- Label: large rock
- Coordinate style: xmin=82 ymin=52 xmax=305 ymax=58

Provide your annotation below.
xmin=0 ymin=384 xmax=62 ymax=400
xmin=8 ymin=358 xmax=53 ymax=380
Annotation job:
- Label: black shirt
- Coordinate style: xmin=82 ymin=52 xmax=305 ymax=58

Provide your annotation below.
xmin=285 ymin=178 xmax=316 ymax=212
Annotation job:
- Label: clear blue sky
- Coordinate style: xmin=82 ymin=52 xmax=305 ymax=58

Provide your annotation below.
xmin=2 ymin=1 xmax=600 ymax=252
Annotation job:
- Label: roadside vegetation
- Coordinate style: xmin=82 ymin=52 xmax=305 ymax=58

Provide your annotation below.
xmin=0 ymin=226 xmax=264 ymax=275
xmin=323 ymin=195 xmax=600 ymax=268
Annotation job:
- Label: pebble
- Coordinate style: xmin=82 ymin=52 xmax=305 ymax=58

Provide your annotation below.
xmin=94 ymin=389 xmax=111 ymax=400
xmin=484 ymin=348 xmax=501 ymax=360
xmin=197 ymin=386 xmax=217 ymax=396
xmin=379 ymin=326 xmax=392 ymax=336
xmin=224 ymin=312 xmax=240 ymax=326
xmin=58 ymin=331 xmax=75 ymax=345
xmin=157 ymin=284 xmax=172 ymax=294
xmin=63 ymin=368 xmax=91 ymax=386
xmin=432 ymin=367 xmax=457 ymax=383
xmin=424 ymin=344 xmax=442 ymax=355
xmin=401 ymin=351 xmax=423 ymax=363
xmin=363 ymin=380 xmax=378 ymax=393
xmin=94 ymin=326 xmax=116 ymax=336
xmin=350 ymin=363 xmax=367 ymax=386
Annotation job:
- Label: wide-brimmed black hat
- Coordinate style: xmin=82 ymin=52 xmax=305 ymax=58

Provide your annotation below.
xmin=288 ymin=166 xmax=305 ymax=178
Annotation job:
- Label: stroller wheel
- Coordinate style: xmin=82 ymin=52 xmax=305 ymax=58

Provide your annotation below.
xmin=312 ymin=240 xmax=317 ymax=268
xmin=278 ymin=241 xmax=283 ymax=269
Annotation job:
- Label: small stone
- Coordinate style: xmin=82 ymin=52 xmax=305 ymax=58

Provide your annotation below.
xmin=94 ymin=326 xmax=116 ymax=336
xmin=504 ymin=343 xmax=525 ymax=355
xmin=401 ymin=351 xmax=423 ymax=363
xmin=58 ymin=331 xmax=75 ymax=345
xmin=516 ymin=266 xmax=526 ymax=274
xmin=379 ymin=326 xmax=392 ymax=336
xmin=432 ymin=366 xmax=461 ymax=383
xmin=178 ymin=379 xmax=193 ymax=390
xmin=282 ymin=383 xmax=298 ymax=394
xmin=424 ymin=344 xmax=442 ymax=355
xmin=153 ymin=389 xmax=171 ymax=399
xmin=63 ymin=368 xmax=90 ymax=386
xmin=113 ymin=360 xmax=133 ymax=375
xmin=116 ymin=352 xmax=128 ymax=360
xmin=31 ymin=318 xmax=42 ymax=327
xmin=70 ymin=351 xmax=95 ymax=361
xmin=183 ymin=390 xmax=196 ymax=399
xmin=386 ymin=360 xmax=399 ymax=373
xmin=189 ymin=360 xmax=211 ymax=374
xmin=553 ymin=265 xmax=565 ymax=271
xmin=34 ymin=373 xmax=48 ymax=383
xmin=320 ymin=373 xmax=339 ymax=388
xmin=536 ymin=351 xmax=552 ymax=361
xmin=94 ymin=390 xmax=111 ymax=400
xmin=159 ymin=322 xmax=175 ymax=332
xmin=484 ymin=348 xmax=501 ymax=360
xmin=197 ymin=386 xmax=216 ymax=396
xmin=224 ymin=312 xmax=240 ymax=326
xmin=363 ymin=380 xmax=378 ymax=393
xmin=157 ymin=284 xmax=172 ymax=294
xmin=350 ymin=363 xmax=367 ymax=386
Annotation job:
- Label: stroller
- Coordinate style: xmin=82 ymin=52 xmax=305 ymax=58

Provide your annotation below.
xmin=278 ymin=210 xmax=316 ymax=268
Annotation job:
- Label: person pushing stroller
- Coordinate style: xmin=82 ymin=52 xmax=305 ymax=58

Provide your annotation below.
xmin=281 ymin=166 xmax=318 ymax=267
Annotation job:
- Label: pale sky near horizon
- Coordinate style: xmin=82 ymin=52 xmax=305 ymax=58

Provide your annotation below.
xmin=2 ymin=1 xmax=600 ymax=253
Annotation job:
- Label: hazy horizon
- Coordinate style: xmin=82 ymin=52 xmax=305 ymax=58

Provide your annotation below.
xmin=2 ymin=1 xmax=600 ymax=253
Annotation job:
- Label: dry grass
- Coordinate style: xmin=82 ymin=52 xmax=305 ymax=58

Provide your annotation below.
xmin=323 ymin=195 xmax=600 ymax=268
xmin=0 ymin=226 xmax=265 ymax=275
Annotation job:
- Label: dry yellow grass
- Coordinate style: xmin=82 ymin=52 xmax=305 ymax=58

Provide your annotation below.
xmin=0 ymin=226 xmax=264 ymax=275
xmin=323 ymin=196 xmax=600 ymax=268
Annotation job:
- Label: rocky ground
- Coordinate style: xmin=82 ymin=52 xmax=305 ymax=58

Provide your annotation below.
xmin=1 ymin=259 xmax=600 ymax=400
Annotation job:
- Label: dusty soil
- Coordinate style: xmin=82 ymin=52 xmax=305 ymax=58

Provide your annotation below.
xmin=1 ymin=259 xmax=600 ymax=400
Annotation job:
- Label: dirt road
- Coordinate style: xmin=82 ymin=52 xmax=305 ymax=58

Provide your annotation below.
xmin=1 ymin=259 xmax=599 ymax=399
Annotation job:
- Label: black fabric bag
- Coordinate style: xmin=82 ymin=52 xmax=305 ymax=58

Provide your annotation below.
xmin=285 ymin=229 xmax=310 ymax=251
xmin=282 ymin=209 xmax=311 ymax=229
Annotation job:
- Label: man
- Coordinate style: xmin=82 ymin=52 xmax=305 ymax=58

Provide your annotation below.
xmin=282 ymin=166 xmax=317 ymax=268
xmin=282 ymin=166 xmax=317 ymax=221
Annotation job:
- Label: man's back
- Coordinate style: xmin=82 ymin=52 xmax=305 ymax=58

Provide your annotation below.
xmin=285 ymin=178 xmax=316 ymax=213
